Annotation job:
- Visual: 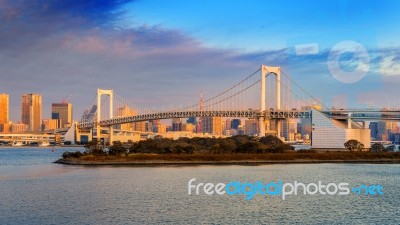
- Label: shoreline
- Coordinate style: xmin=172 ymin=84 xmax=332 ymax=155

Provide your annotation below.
xmin=54 ymin=158 xmax=400 ymax=166
xmin=0 ymin=146 xmax=84 ymax=148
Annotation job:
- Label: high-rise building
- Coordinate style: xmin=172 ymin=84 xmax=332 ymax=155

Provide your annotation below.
xmin=298 ymin=118 xmax=311 ymax=137
xmin=187 ymin=117 xmax=197 ymax=125
xmin=182 ymin=123 xmax=195 ymax=132
xmin=153 ymin=124 xmax=167 ymax=133
xmin=0 ymin=123 xmax=11 ymax=133
xmin=231 ymin=119 xmax=241 ymax=130
xmin=116 ymin=106 xmax=136 ymax=130
xmin=0 ymin=94 xmax=9 ymax=124
xmin=374 ymin=121 xmax=397 ymax=141
xmin=202 ymin=117 xmax=222 ymax=135
xmin=22 ymin=93 xmax=42 ymax=132
xmin=172 ymin=118 xmax=182 ymax=131
xmin=150 ymin=120 xmax=161 ymax=127
xmin=52 ymin=103 xmax=73 ymax=128
xmin=369 ymin=122 xmax=379 ymax=140
xmin=225 ymin=119 xmax=231 ymax=130
xmin=281 ymin=119 xmax=296 ymax=141
xmin=244 ymin=119 xmax=259 ymax=136
xmin=134 ymin=121 xmax=146 ymax=132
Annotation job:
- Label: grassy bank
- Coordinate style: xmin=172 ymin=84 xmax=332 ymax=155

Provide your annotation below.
xmin=55 ymin=151 xmax=400 ymax=165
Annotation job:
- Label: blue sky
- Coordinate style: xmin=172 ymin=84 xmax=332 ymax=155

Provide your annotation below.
xmin=1 ymin=0 xmax=400 ymax=121
xmin=126 ymin=0 xmax=400 ymax=50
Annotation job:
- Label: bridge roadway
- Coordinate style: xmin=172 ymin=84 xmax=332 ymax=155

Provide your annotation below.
xmin=78 ymin=109 xmax=400 ymax=129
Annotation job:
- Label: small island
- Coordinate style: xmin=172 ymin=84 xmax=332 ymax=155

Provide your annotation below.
xmin=54 ymin=135 xmax=400 ymax=166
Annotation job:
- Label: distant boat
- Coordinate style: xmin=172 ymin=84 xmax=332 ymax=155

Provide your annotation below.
xmin=12 ymin=141 xmax=24 ymax=146
xmin=39 ymin=142 xmax=51 ymax=147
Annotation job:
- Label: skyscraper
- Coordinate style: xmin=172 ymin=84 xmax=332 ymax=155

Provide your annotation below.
xmin=377 ymin=121 xmax=397 ymax=141
xmin=369 ymin=122 xmax=379 ymax=140
xmin=22 ymin=93 xmax=42 ymax=132
xmin=0 ymin=93 xmax=9 ymax=124
xmin=187 ymin=117 xmax=197 ymax=125
xmin=244 ymin=119 xmax=259 ymax=136
xmin=231 ymin=119 xmax=241 ymax=130
xmin=281 ymin=119 xmax=296 ymax=141
xmin=52 ymin=103 xmax=73 ymax=128
xmin=116 ymin=105 xmax=136 ymax=130
xmin=202 ymin=117 xmax=222 ymax=135
xmin=172 ymin=118 xmax=182 ymax=131
xmin=225 ymin=119 xmax=231 ymax=130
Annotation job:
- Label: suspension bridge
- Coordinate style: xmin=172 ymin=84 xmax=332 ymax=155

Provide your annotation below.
xmin=75 ymin=65 xmax=400 ymax=148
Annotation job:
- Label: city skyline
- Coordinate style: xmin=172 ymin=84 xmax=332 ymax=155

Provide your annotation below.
xmin=1 ymin=0 xmax=400 ymax=122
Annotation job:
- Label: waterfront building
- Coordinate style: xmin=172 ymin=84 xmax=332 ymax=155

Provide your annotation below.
xmin=22 ymin=93 xmax=42 ymax=132
xmin=11 ymin=123 xmax=29 ymax=133
xmin=42 ymin=119 xmax=59 ymax=131
xmin=0 ymin=94 xmax=10 ymax=133
xmin=0 ymin=122 xmax=11 ymax=133
xmin=0 ymin=93 xmax=9 ymax=124
xmin=311 ymin=109 xmax=370 ymax=149
xmin=52 ymin=103 xmax=73 ymax=128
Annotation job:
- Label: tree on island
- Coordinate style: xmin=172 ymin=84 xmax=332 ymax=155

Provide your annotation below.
xmin=370 ymin=143 xmax=385 ymax=153
xmin=108 ymin=141 xmax=128 ymax=155
xmin=84 ymin=139 xmax=105 ymax=155
xmin=344 ymin=139 xmax=364 ymax=151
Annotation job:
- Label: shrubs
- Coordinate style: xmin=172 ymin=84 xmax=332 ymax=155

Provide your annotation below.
xmin=385 ymin=145 xmax=396 ymax=152
xmin=370 ymin=143 xmax=385 ymax=153
xmin=125 ymin=135 xmax=293 ymax=154
xmin=108 ymin=141 xmax=127 ymax=155
xmin=62 ymin=135 xmax=295 ymax=159
xmin=62 ymin=151 xmax=83 ymax=159
xmin=84 ymin=140 xmax=105 ymax=155
xmin=344 ymin=139 xmax=364 ymax=151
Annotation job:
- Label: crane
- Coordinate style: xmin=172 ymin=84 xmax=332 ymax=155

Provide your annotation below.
xmin=61 ymin=95 xmax=72 ymax=104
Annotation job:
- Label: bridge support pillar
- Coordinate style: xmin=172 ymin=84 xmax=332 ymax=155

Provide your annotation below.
xmin=276 ymin=120 xmax=281 ymax=139
xmin=259 ymin=118 xmax=266 ymax=137
xmin=260 ymin=65 xmax=281 ymax=137
xmin=96 ymin=88 xmax=114 ymax=144
xmin=347 ymin=113 xmax=352 ymax=129
xmin=109 ymin=126 xmax=113 ymax=145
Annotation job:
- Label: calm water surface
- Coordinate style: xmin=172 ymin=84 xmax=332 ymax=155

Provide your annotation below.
xmin=0 ymin=147 xmax=399 ymax=224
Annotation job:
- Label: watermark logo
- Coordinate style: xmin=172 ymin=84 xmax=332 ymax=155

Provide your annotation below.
xmin=188 ymin=178 xmax=383 ymax=200
xmin=327 ymin=40 xmax=370 ymax=84
xmin=285 ymin=29 xmax=381 ymax=108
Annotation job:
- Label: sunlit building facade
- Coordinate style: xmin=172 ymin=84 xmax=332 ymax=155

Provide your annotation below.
xmin=52 ymin=103 xmax=73 ymax=128
xmin=22 ymin=93 xmax=42 ymax=132
xmin=0 ymin=93 xmax=9 ymax=124
xmin=201 ymin=117 xmax=222 ymax=135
